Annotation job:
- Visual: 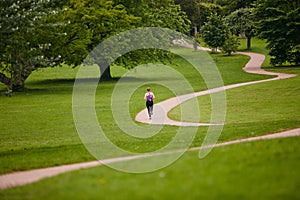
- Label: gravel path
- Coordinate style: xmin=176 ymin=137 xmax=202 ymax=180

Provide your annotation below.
xmin=0 ymin=44 xmax=298 ymax=190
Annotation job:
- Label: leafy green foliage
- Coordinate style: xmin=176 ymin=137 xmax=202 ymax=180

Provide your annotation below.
xmin=86 ymin=0 xmax=191 ymax=79
xmin=220 ymin=34 xmax=240 ymax=55
xmin=113 ymin=1 xmax=191 ymax=58
xmin=175 ymin=0 xmax=223 ymax=33
xmin=63 ymin=0 xmax=138 ymax=50
xmin=197 ymin=3 xmax=223 ymax=27
xmin=201 ymin=14 xmax=228 ymax=52
xmin=175 ymin=0 xmax=201 ymax=26
xmin=217 ymin=0 xmax=256 ymax=15
xmin=254 ymin=0 xmax=300 ymax=65
xmin=81 ymin=1 xmax=190 ymax=79
xmin=61 ymin=0 xmax=139 ymax=79
xmin=115 ymin=0 xmax=191 ymax=30
xmin=0 ymin=0 xmax=191 ymax=88
xmin=0 ymin=0 xmax=65 ymax=91
xmin=225 ymin=8 xmax=255 ymax=50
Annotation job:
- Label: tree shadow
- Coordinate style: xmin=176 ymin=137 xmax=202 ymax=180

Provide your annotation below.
xmin=269 ymin=65 xmax=300 ymax=69
xmin=0 ymin=72 xmax=186 ymax=96
xmin=33 ymin=75 xmax=184 ymax=85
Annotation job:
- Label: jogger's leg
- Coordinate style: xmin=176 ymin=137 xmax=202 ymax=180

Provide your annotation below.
xmin=146 ymin=101 xmax=153 ymax=119
xmin=150 ymin=105 xmax=153 ymax=115
xmin=146 ymin=102 xmax=151 ymax=118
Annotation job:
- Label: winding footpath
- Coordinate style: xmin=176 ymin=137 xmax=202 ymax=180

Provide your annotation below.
xmin=0 ymin=45 xmax=299 ymax=190
xmin=135 ymin=44 xmax=296 ymax=126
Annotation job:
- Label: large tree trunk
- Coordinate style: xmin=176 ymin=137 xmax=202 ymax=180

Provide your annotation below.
xmin=0 ymin=69 xmax=32 ymax=92
xmin=12 ymin=68 xmax=33 ymax=92
xmin=246 ymin=35 xmax=252 ymax=50
xmin=11 ymin=78 xmax=26 ymax=92
xmin=98 ymin=61 xmax=112 ymax=80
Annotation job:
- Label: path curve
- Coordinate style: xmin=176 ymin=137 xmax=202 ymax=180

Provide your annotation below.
xmin=0 ymin=43 xmax=299 ymax=190
xmin=135 ymin=44 xmax=296 ymax=126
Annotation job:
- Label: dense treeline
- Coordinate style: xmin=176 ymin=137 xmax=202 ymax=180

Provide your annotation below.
xmin=177 ymin=0 xmax=300 ymax=64
xmin=0 ymin=0 xmax=190 ymax=91
xmin=0 ymin=0 xmax=299 ymax=91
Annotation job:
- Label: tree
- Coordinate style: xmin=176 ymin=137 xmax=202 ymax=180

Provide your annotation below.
xmin=0 ymin=0 xmax=191 ymax=90
xmin=225 ymin=8 xmax=255 ymax=50
xmin=0 ymin=0 xmax=67 ymax=91
xmin=175 ymin=0 xmax=223 ymax=36
xmin=201 ymin=14 xmax=228 ymax=53
xmin=254 ymin=0 xmax=300 ymax=65
xmin=174 ymin=0 xmax=201 ymax=31
xmin=62 ymin=0 xmax=139 ymax=80
xmin=197 ymin=3 xmax=223 ymax=31
xmin=117 ymin=0 xmax=190 ymax=33
xmin=0 ymin=0 xmax=138 ymax=90
xmin=99 ymin=0 xmax=191 ymax=79
xmin=0 ymin=0 xmax=95 ymax=91
xmin=218 ymin=0 xmax=256 ymax=15
xmin=220 ymin=34 xmax=240 ymax=55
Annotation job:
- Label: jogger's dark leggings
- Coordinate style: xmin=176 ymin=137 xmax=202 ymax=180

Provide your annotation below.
xmin=146 ymin=100 xmax=153 ymax=117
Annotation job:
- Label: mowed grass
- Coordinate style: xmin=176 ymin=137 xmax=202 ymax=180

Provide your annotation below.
xmin=1 ymin=137 xmax=300 ymax=199
xmin=0 ymin=66 xmax=95 ymax=173
xmin=169 ymin=67 xmax=300 ymax=142
xmin=169 ymin=38 xmax=300 ymax=142
xmin=0 ymin=46 xmax=271 ymax=174
xmin=0 ymin=39 xmax=300 ymax=199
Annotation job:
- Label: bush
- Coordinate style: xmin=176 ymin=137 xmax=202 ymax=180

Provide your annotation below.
xmin=221 ymin=34 xmax=240 ymax=55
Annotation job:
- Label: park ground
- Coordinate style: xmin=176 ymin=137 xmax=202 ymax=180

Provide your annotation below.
xmin=0 ymin=38 xmax=300 ymax=199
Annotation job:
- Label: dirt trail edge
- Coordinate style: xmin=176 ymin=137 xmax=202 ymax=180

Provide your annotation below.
xmin=0 ymin=44 xmax=299 ymax=190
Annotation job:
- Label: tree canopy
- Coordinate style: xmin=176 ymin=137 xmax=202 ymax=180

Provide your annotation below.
xmin=175 ymin=0 xmax=222 ymax=35
xmin=0 ymin=0 xmax=68 ymax=91
xmin=116 ymin=0 xmax=190 ymax=32
xmin=254 ymin=0 xmax=300 ymax=65
xmin=2 ymin=0 xmax=299 ymax=92
xmin=60 ymin=0 xmax=139 ymax=79
xmin=89 ymin=0 xmax=191 ymax=79
xmin=218 ymin=0 xmax=256 ymax=15
xmin=201 ymin=14 xmax=228 ymax=52
xmin=0 ymin=0 xmax=190 ymax=90
xmin=225 ymin=8 xmax=255 ymax=50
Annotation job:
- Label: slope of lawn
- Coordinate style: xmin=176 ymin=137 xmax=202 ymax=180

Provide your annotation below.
xmin=0 ymin=38 xmax=298 ymax=178
xmin=168 ymin=67 xmax=300 ymax=142
xmin=0 ymin=38 xmax=300 ymax=199
xmin=169 ymin=38 xmax=300 ymax=142
xmin=1 ymin=137 xmax=299 ymax=199
xmin=0 ymin=45 xmax=271 ymax=174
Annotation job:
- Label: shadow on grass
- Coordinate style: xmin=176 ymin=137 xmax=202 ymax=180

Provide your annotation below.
xmin=30 ymin=75 xmax=186 ymax=86
xmin=268 ymin=65 xmax=300 ymax=69
xmin=0 ymin=75 xmax=187 ymax=96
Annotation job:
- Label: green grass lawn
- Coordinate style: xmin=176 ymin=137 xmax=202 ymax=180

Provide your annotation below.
xmin=1 ymin=137 xmax=299 ymax=200
xmin=0 ymin=46 xmax=272 ymax=174
xmin=0 ymin=38 xmax=299 ymax=199
xmin=169 ymin=67 xmax=300 ymax=138
xmin=200 ymin=37 xmax=271 ymax=68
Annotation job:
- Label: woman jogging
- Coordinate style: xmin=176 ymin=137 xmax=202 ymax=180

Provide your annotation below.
xmin=144 ymin=87 xmax=155 ymax=119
